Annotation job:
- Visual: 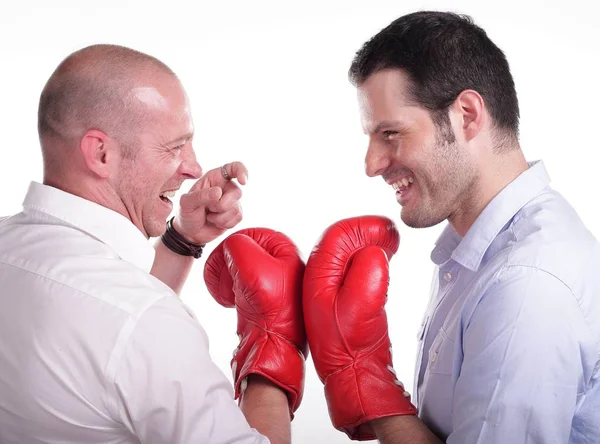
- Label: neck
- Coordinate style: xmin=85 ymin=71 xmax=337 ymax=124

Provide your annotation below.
xmin=449 ymin=147 xmax=528 ymax=237
xmin=43 ymin=172 xmax=142 ymax=234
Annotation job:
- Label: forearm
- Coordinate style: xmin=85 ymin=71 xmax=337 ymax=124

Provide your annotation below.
xmin=240 ymin=375 xmax=291 ymax=444
xmin=150 ymin=239 xmax=195 ymax=295
xmin=371 ymin=415 xmax=444 ymax=444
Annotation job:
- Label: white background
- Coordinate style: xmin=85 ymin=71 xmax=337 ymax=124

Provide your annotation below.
xmin=1 ymin=0 xmax=598 ymax=442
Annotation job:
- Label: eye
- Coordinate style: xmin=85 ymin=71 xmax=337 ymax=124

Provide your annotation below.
xmin=169 ymin=144 xmax=185 ymax=155
xmin=382 ymin=130 xmax=399 ymax=140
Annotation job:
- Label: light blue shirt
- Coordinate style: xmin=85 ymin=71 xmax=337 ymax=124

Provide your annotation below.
xmin=414 ymin=160 xmax=600 ymax=443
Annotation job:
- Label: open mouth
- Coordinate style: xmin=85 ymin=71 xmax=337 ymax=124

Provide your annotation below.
xmin=159 ymin=190 xmax=177 ymax=204
xmin=391 ymin=176 xmax=415 ymax=196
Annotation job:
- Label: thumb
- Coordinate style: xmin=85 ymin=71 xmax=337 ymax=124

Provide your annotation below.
xmin=203 ymin=241 xmax=235 ymax=308
xmin=180 ymin=186 xmax=223 ymax=211
xmin=223 ymin=234 xmax=277 ymax=294
xmin=337 ymin=246 xmax=391 ymax=348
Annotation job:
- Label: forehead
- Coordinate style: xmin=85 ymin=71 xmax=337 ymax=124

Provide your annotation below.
xmin=357 ymin=69 xmax=417 ymax=129
xmin=132 ymin=75 xmax=193 ymax=138
xmin=130 ymin=86 xmax=168 ymax=109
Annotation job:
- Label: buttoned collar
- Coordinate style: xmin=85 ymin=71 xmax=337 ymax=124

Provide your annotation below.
xmin=431 ymin=160 xmax=551 ymax=271
xmin=22 ymin=181 xmax=156 ymax=273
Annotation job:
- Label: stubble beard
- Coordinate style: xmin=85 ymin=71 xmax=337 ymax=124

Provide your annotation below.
xmin=401 ymin=123 xmax=476 ymax=229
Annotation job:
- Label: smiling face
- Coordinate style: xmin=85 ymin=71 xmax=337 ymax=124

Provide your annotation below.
xmin=359 ymin=69 xmax=479 ymax=229
xmin=112 ymin=73 xmax=202 ymax=238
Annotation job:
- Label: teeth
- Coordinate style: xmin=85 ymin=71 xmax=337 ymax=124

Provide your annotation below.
xmin=161 ymin=190 xmax=177 ymax=198
xmin=391 ymin=176 xmax=415 ymax=191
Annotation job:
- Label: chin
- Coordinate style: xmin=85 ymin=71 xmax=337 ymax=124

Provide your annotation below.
xmin=144 ymin=218 xmax=168 ymax=239
xmin=401 ymin=208 xmax=446 ymax=229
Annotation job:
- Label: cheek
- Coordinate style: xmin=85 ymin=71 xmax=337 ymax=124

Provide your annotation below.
xmin=122 ymin=166 xmax=163 ymax=195
xmin=147 ymin=157 xmax=180 ymax=183
xmin=396 ymin=135 xmax=430 ymax=172
xmin=120 ymin=152 xmax=182 ymax=195
xmin=165 ymin=157 xmax=183 ymax=179
xmin=408 ymin=144 xmax=444 ymax=189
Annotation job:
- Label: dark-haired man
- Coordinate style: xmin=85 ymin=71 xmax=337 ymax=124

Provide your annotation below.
xmin=303 ymin=10 xmax=600 ymax=444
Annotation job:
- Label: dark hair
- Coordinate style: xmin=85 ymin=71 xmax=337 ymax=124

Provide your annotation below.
xmin=349 ymin=11 xmax=519 ymax=141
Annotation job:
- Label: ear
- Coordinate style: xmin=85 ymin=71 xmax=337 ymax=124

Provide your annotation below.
xmin=450 ymin=89 xmax=485 ymax=142
xmin=79 ymin=130 xmax=118 ymax=178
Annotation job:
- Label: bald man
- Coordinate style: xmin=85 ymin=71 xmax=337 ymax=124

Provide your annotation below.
xmin=0 ymin=45 xmax=290 ymax=444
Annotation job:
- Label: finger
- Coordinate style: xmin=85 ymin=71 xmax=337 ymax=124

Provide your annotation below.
xmin=207 ymin=181 xmax=242 ymax=213
xmin=222 ymin=161 xmax=248 ymax=185
xmin=206 ymin=205 xmax=243 ymax=229
xmin=179 ymin=186 xmax=223 ymax=211
xmin=188 ymin=161 xmax=248 ymax=193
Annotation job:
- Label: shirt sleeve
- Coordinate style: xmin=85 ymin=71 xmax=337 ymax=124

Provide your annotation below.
xmin=447 ymin=266 xmax=586 ymax=444
xmin=110 ymin=295 xmax=270 ymax=444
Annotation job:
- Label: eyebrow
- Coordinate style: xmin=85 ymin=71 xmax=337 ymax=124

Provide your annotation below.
xmin=371 ymin=120 xmax=405 ymax=134
xmin=165 ymin=132 xmax=194 ymax=147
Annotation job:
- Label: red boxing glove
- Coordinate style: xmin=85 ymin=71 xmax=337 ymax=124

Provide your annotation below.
xmin=303 ymin=215 xmax=417 ymax=440
xmin=203 ymin=228 xmax=307 ymax=418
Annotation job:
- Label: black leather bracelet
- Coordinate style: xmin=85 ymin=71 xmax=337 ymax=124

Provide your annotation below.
xmin=161 ymin=217 xmax=205 ymax=259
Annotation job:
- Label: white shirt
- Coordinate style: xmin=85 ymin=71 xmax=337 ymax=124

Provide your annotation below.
xmin=414 ymin=161 xmax=600 ymax=443
xmin=0 ymin=181 xmax=269 ymax=444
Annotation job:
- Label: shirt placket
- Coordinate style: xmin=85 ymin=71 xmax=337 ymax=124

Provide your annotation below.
xmin=413 ymin=262 xmax=459 ymax=406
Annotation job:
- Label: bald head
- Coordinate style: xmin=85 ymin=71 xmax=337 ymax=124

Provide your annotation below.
xmin=38 ymin=44 xmax=178 ymax=170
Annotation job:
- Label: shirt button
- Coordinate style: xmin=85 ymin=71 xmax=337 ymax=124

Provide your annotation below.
xmin=444 ymin=272 xmax=452 ymax=281
xmin=431 ymin=351 xmax=438 ymax=362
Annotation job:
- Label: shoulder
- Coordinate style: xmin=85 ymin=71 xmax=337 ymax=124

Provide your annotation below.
xmin=507 ymin=188 xmax=597 ymax=271
xmin=461 ymin=263 xmax=600 ymax=360
xmin=461 ymin=266 xmax=586 ymax=355
xmin=480 ymin=188 xmax=600 ymax=301
xmin=0 ymin=211 xmax=170 ymax=316
xmin=461 ymin=257 xmax=584 ymax=338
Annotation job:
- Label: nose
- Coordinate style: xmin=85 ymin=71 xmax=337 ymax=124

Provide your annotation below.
xmin=364 ymin=140 xmax=390 ymax=177
xmin=179 ymin=144 xmax=202 ymax=179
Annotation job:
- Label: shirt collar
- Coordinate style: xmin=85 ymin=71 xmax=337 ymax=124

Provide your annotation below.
xmin=431 ymin=160 xmax=551 ymax=271
xmin=22 ymin=181 xmax=156 ymax=273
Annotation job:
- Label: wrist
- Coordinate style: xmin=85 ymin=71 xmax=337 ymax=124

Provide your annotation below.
xmin=371 ymin=415 xmax=444 ymax=444
xmin=161 ymin=217 xmax=205 ymax=258
xmin=240 ymin=374 xmax=292 ymax=443
xmin=244 ymin=374 xmax=289 ymax=395
xmin=172 ymin=217 xmax=203 ymax=244
xmin=242 ymin=374 xmax=291 ymax=416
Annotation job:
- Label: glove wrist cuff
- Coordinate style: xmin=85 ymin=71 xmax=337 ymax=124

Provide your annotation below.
xmin=232 ymin=331 xmax=306 ymax=419
xmin=323 ymin=358 xmax=418 ymax=440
